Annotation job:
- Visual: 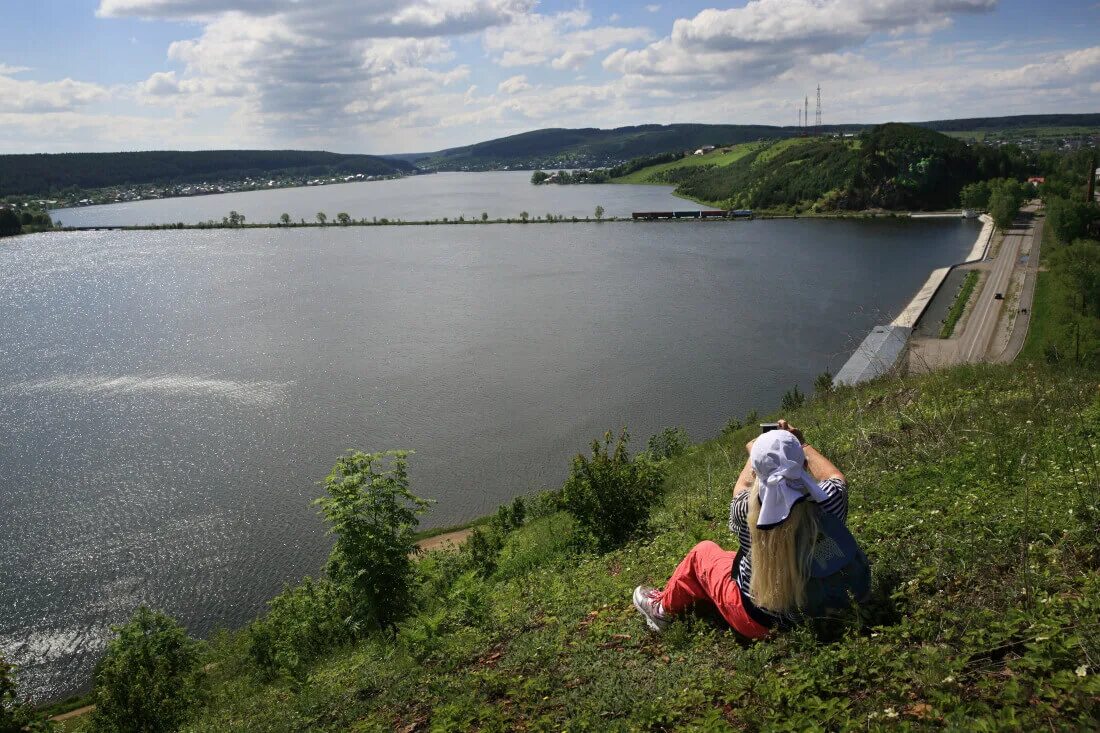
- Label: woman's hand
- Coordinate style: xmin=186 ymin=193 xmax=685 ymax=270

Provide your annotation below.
xmin=777 ymin=419 xmax=805 ymax=445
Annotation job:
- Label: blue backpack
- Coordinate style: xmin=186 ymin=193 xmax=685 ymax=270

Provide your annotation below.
xmin=802 ymin=507 xmax=871 ymax=617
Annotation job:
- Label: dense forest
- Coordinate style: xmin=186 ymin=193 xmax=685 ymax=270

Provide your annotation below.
xmin=672 ymin=123 xmax=1029 ymax=211
xmin=0 ymin=150 xmax=416 ymax=198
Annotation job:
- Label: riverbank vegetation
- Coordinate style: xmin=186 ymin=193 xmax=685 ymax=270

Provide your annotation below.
xmin=939 ymin=270 xmax=979 ymax=338
xmin=0 ymin=207 xmax=54 ymax=238
xmin=11 ymin=352 xmax=1099 ymax=731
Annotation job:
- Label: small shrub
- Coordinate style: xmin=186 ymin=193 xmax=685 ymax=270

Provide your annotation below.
xmin=813 ymin=371 xmax=834 ymax=396
xmin=561 ymin=429 xmax=665 ymax=552
xmin=90 ymin=606 xmax=204 ymax=733
xmin=721 ymin=417 xmax=744 ymax=436
xmin=781 ymin=385 xmax=805 ymax=412
xmin=647 ymin=426 xmax=691 ymax=459
xmin=315 ymin=450 xmax=432 ymax=631
xmin=465 ymin=526 xmax=504 ymax=578
xmin=526 ymin=488 xmax=564 ymax=520
xmin=247 ymin=577 xmax=353 ymax=681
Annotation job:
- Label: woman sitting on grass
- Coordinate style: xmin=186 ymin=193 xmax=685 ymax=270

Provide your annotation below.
xmin=632 ymin=420 xmax=848 ymax=637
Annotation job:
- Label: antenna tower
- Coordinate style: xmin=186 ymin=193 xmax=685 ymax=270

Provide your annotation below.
xmin=815 ymin=84 xmax=822 ymax=133
xmin=804 ymin=96 xmax=809 ymax=134
xmin=798 ymin=107 xmax=802 ymax=129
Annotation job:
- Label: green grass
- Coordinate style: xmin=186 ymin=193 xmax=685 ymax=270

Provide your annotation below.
xmin=612 ymin=142 xmax=762 ymax=184
xmin=939 ymin=270 xmax=979 ymax=338
xmin=171 ymin=359 xmax=1100 ymax=731
xmin=751 ymin=136 xmax=819 ymax=166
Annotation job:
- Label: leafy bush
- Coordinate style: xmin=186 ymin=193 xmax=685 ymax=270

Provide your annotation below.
xmin=781 ymin=385 xmax=806 ymax=411
xmin=464 ymin=526 xmax=505 ymax=578
xmin=646 ymin=426 xmax=690 ymax=460
xmin=248 ymin=577 xmax=354 ymax=681
xmin=1 ymin=657 xmax=49 ymax=733
xmin=315 ymin=450 xmax=431 ymax=631
xmin=561 ymin=429 xmax=665 ymax=551
xmin=813 ymin=371 xmax=834 ymax=396
xmin=1047 ymin=197 xmax=1100 ymax=245
xmin=90 ymin=606 xmax=204 ymax=733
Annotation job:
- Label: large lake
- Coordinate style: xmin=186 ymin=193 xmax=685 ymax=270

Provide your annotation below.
xmin=51 ymin=171 xmax=691 ymax=226
xmin=7 ymin=182 xmax=979 ymax=701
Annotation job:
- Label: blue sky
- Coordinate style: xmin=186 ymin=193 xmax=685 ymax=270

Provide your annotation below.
xmin=1 ymin=0 xmax=1098 ymax=153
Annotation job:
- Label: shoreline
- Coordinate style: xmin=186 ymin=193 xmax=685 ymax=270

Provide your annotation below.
xmin=835 ymin=213 xmax=992 ymax=386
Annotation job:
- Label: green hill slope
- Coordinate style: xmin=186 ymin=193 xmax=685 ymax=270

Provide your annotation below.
xmin=635 ymin=123 xmax=1026 ymax=212
xmin=100 ymin=357 xmax=1095 ymax=732
xmin=0 ymin=150 xmax=417 ymax=198
xmin=414 ymin=124 xmax=791 ymax=171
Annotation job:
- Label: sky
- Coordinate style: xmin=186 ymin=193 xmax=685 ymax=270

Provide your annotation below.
xmin=0 ymin=0 xmax=1098 ymax=154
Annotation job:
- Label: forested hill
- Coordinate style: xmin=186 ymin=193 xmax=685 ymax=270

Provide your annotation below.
xmin=407 ymin=113 xmax=1099 ymax=171
xmin=0 ymin=150 xmax=416 ymax=198
xmin=411 ymin=124 xmax=791 ymax=171
xmin=648 ymin=123 xmax=1028 ymax=211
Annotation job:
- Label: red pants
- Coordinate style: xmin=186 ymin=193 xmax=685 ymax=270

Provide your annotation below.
xmin=659 ymin=540 xmax=770 ymax=639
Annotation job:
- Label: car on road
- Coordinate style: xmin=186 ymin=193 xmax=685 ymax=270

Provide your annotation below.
xmin=994 ymin=292 xmax=1004 ymax=300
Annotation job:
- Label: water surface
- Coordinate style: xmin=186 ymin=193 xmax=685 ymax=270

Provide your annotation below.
xmin=0 ymin=217 xmax=979 ymax=700
xmin=51 ymin=171 xmax=687 ymax=226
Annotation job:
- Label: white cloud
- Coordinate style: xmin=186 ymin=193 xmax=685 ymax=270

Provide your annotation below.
xmin=93 ymin=0 xmax=536 ymax=144
xmin=99 ymin=0 xmax=533 ymax=37
xmin=483 ymin=9 xmax=652 ymax=68
xmin=645 ymin=4 xmax=660 ymax=12
xmin=0 ymin=63 xmax=31 ymax=75
xmin=0 ymin=71 xmax=109 ymax=114
xmin=497 ymin=74 xmax=531 ymax=93
xmin=604 ymin=0 xmax=999 ymax=89
xmin=141 ymin=70 xmax=180 ymax=95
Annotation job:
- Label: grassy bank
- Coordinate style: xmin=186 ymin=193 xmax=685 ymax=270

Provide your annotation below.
xmin=939 ymin=270 xmax=979 ymax=338
xmin=52 ymin=357 xmax=1097 ymax=732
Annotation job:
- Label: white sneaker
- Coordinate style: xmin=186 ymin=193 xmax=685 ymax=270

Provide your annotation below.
xmin=632 ymin=585 xmax=669 ymax=632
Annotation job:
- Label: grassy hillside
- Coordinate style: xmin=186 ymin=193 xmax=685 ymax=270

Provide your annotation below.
xmin=48 ymin=355 xmax=1097 ymax=731
xmin=626 ymin=123 xmax=1027 ymax=212
xmin=414 ymin=125 xmax=792 ymax=171
xmin=0 ymin=151 xmax=417 ymax=198
xmin=612 ymin=142 xmax=764 ymax=184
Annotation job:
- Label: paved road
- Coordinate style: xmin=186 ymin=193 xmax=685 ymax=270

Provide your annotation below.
xmin=993 ymin=213 xmax=1044 ymax=363
xmin=958 ymin=206 xmax=1039 ymax=363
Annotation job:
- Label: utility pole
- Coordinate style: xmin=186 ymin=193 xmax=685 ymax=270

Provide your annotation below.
xmin=1086 ymin=153 xmax=1096 ymax=203
xmin=815 ymin=84 xmax=822 ymax=133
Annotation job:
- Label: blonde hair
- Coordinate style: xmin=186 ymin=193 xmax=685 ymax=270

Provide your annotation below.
xmin=746 ymin=478 xmax=820 ymax=612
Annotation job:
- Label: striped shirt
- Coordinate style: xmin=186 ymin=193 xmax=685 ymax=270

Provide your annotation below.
xmin=728 ymin=477 xmax=849 ymax=626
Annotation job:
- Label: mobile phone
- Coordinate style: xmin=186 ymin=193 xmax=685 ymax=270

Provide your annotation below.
xmin=760 ymin=422 xmax=780 ymax=434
